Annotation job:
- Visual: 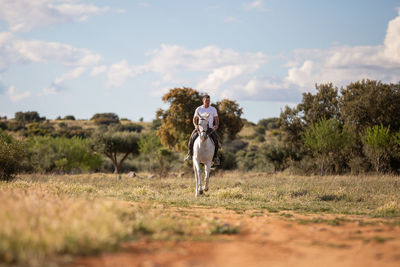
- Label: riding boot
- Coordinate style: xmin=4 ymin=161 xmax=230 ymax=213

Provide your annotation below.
xmin=184 ymin=130 xmax=198 ymax=161
xmin=210 ymin=131 xmax=220 ymax=165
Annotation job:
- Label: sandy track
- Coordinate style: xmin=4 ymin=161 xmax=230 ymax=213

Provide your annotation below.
xmin=74 ymin=206 xmax=400 ymax=267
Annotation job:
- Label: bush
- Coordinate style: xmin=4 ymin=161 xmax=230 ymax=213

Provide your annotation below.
xmin=0 ymin=121 xmax=7 ymax=130
xmin=303 ymin=118 xmax=350 ymax=175
xmin=0 ymin=131 xmax=25 ymax=181
xmin=63 ymin=115 xmax=75 ymax=120
xmin=219 ymin=151 xmax=237 ymax=170
xmin=25 ymin=122 xmax=54 ymax=136
xmin=91 ymin=113 xmax=120 ymax=125
xmin=260 ymin=143 xmax=289 ymax=172
xmin=15 ymin=111 xmax=45 ymax=124
xmin=113 ymin=123 xmax=143 ymax=133
xmin=26 ymin=136 xmax=102 ymax=173
xmin=362 ymin=125 xmax=394 ymax=173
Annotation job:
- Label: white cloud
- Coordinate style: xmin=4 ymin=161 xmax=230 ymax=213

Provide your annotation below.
xmin=54 ymin=66 xmax=86 ymax=85
xmin=0 ymin=32 xmax=101 ymax=94
xmin=106 ymin=60 xmax=148 ymax=88
xmin=104 ymin=44 xmax=269 ymax=96
xmin=91 ymin=65 xmax=107 ymax=76
xmin=0 ymin=0 xmax=112 ymax=32
xmin=282 ymin=9 xmax=400 ymax=91
xmin=138 ymin=2 xmax=149 ymax=7
xmin=224 ymin=16 xmax=240 ymax=23
xmin=6 ymin=85 xmax=31 ymax=102
xmin=197 ymin=65 xmax=253 ymax=96
xmin=245 ymin=0 xmax=267 ymax=11
xmin=0 ymin=33 xmax=102 ymax=68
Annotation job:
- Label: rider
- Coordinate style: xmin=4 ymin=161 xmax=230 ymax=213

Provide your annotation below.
xmin=184 ymin=94 xmax=220 ymax=165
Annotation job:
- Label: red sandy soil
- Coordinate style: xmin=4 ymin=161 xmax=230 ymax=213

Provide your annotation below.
xmin=74 ymin=206 xmax=400 ymax=267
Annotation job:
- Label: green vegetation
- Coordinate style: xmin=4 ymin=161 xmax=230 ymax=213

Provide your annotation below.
xmin=25 ymin=136 xmax=102 ymax=173
xmin=0 ymin=131 xmax=25 ymax=181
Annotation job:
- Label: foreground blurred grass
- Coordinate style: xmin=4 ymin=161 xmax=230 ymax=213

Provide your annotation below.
xmin=1 ymin=172 xmax=400 ymax=265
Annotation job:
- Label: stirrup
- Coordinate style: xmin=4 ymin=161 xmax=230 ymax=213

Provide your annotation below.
xmin=184 ymin=154 xmax=192 ymax=162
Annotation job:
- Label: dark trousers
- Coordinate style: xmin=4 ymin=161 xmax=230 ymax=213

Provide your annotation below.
xmin=188 ymin=129 xmax=219 ymax=159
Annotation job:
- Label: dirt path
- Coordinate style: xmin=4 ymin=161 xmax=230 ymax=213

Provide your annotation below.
xmin=74 ymin=206 xmax=400 ymax=267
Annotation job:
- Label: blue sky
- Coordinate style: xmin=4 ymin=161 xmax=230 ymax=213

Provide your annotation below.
xmin=1 ymin=0 xmax=400 ymax=122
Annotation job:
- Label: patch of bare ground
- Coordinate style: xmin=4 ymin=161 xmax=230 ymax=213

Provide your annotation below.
xmin=74 ymin=205 xmax=400 ymax=267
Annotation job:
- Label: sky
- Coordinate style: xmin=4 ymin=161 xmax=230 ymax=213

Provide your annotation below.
xmin=1 ymin=0 xmax=400 ymax=123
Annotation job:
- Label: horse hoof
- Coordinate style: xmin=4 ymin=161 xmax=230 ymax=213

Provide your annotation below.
xmin=199 ymin=189 xmax=203 ymax=195
xmin=204 ymin=187 xmax=208 ymax=192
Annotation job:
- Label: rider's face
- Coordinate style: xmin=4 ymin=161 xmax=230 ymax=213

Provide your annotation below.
xmin=203 ymin=97 xmax=210 ymax=107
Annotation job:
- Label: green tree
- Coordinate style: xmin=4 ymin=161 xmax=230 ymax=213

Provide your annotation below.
xmin=341 ymin=80 xmax=400 ymax=133
xmin=362 ymin=125 xmax=394 ymax=173
xmin=138 ymin=133 xmax=173 ymax=177
xmin=0 ymin=131 xmax=25 ymax=181
xmin=26 ymin=136 xmax=102 ymax=173
xmin=303 ymin=118 xmax=350 ymax=175
xmin=90 ymin=131 xmax=139 ymax=173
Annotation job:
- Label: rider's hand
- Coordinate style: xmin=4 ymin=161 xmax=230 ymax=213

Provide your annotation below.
xmin=213 ymin=125 xmax=218 ymax=131
xmin=195 ymin=125 xmax=199 ymax=131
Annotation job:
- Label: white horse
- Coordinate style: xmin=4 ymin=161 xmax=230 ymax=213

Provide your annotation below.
xmin=193 ymin=113 xmax=215 ymax=197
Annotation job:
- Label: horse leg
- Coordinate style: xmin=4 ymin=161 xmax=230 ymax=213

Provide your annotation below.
xmin=203 ymin=162 xmax=211 ymax=192
xmin=193 ymin=160 xmax=202 ymax=197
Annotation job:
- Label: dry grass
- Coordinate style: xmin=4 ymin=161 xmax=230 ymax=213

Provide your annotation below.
xmin=1 ymin=172 xmax=400 ymax=265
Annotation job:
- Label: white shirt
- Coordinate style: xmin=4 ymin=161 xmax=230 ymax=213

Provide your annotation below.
xmin=194 ymin=105 xmax=218 ymax=128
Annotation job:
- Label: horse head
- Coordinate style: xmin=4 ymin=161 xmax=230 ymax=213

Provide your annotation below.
xmin=198 ymin=113 xmax=210 ymax=142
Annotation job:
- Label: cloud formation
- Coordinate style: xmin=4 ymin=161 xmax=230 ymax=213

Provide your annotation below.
xmin=0 ymin=0 xmax=113 ymax=32
xmin=0 ymin=32 xmax=101 ymax=94
xmin=104 ymin=44 xmax=268 ymax=97
xmin=7 ymin=85 xmax=31 ymax=102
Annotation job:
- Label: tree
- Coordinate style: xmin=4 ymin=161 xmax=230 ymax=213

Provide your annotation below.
xmin=138 ymin=133 xmax=173 ymax=177
xmin=15 ymin=111 xmax=45 ymax=124
xmin=303 ymin=118 xmax=350 ymax=175
xmin=157 ymin=88 xmax=203 ymax=151
xmin=90 ymin=131 xmax=139 ymax=173
xmin=26 ymin=136 xmax=102 ymax=173
xmin=91 ymin=113 xmax=120 ymax=125
xmin=0 ymin=130 xmax=25 ymax=181
xmin=362 ymin=125 xmax=394 ymax=173
xmin=213 ymin=99 xmax=244 ymax=141
xmin=157 ymin=88 xmax=244 ymax=150
xmin=341 ymin=80 xmax=400 ymax=133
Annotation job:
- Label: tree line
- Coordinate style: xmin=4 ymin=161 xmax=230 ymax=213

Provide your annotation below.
xmin=2 ymin=80 xmax=400 ymax=181
xmin=279 ymin=80 xmax=400 ymax=174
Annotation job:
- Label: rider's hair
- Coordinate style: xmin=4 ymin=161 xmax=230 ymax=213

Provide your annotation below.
xmin=202 ymin=94 xmax=210 ymax=99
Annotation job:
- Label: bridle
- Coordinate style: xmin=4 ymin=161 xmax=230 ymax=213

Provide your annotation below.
xmin=197 ymin=116 xmax=214 ymax=139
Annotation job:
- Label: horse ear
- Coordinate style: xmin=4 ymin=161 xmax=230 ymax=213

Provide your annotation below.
xmin=204 ymin=113 xmax=210 ymax=118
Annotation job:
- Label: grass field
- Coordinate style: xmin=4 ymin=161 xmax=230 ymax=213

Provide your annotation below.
xmin=1 ymin=172 xmax=400 ymax=266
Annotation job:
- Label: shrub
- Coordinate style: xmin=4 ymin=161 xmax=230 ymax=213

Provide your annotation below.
xmin=0 ymin=121 xmax=7 ymax=130
xmin=113 ymin=123 xmax=143 ymax=133
xmin=260 ymin=143 xmax=289 ymax=172
xmin=219 ymin=151 xmax=237 ymax=170
xmin=25 ymin=122 xmax=54 ymax=137
xmin=0 ymin=131 xmax=25 ymax=181
xmin=303 ymin=118 xmax=350 ymax=175
xmin=15 ymin=111 xmax=45 ymax=124
xmin=26 ymin=136 xmax=102 ymax=173
xmin=63 ymin=115 xmax=75 ymax=120
xmin=91 ymin=113 xmax=120 ymax=125
xmin=362 ymin=125 xmax=394 ymax=173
